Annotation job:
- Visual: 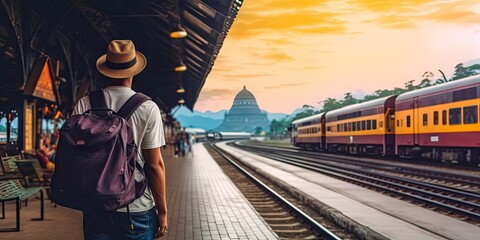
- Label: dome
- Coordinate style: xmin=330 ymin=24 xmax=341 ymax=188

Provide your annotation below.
xmin=234 ymin=86 xmax=256 ymax=100
xmin=214 ymin=85 xmax=270 ymax=133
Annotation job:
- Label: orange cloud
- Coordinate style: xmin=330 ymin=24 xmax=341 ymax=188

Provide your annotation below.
xmin=424 ymin=4 xmax=480 ymax=25
xmin=263 ymin=51 xmax=294 ymax=62
xmin=348 ymin=0 xmax=431 ymax=13
xmin=197 ymin=88 xmax=238 ymax=101
xmin=264 ymin=82 xmax=315 ymax=89
xmin=369 ymin=15 xmax=417 ymax=28
xmin=263 ymin=38 xmax=293 ymax=45
xmin=230 ymin=6 xmax=347 ymax=38
xmin=244 ymin=0 xmax=330 ymax=11
xmin=352 ymin=1 xmax=480 ymax=28
xmin=220 ymin=73 xmax=272 ymax=79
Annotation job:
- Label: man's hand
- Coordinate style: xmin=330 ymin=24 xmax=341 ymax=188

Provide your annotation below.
xmin=143 ymin=148 xmax=168 ymax=239
xmin=155 ymin=212 xmax=168 ymax=238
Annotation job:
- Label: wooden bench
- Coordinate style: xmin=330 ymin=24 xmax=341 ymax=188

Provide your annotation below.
xmin=0 ymin=155 xmax=23 ymax=174
xmin=0 ymin=179 xmax=44 ymax=232
xmin=15 ymin=159 xmax=51 ymax=187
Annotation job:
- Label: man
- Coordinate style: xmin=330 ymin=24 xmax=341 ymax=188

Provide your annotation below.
xmin=72 ymin=40 xmax=168 ymax=239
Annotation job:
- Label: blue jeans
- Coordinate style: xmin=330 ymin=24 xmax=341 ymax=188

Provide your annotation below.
xmin=83 ymin=207 xmax=158 ymax=240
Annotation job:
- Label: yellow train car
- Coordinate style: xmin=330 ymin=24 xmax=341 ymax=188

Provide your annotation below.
xmin=395 ymin=75 xmax=480 ymax=164
xmin=291 ymin=113 xmax=325 ymax=150
xmin=325 ymin=96 xmax=396 ymax=155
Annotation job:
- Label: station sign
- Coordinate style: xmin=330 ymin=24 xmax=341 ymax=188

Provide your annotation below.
xmin=24 ymin=56 xmax=60 ymax=103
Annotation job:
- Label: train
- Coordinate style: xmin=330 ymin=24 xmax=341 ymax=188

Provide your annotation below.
xmin=291 ymin=75 xmax=480 ymax=165
xmin=185 ymin=128 xmax=207 ymax=142
xmin=210 ymin=131 xmax=252 ymax=141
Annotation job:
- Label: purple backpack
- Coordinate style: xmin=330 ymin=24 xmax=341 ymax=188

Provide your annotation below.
xmin=51 ymin=90 xmax=150 ymax=211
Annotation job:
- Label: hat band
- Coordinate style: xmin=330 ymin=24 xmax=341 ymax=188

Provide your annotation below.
xmin=105 ymin=57 xmax=137 ymax=70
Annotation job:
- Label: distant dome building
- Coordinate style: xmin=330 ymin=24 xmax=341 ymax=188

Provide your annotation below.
xmin=214 ymin=86 xmax=270 ymax=133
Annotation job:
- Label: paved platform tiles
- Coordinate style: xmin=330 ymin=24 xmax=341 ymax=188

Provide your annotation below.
xmin=164 ymin=143 xmax=277 ymax=240
xmin=0 ymin=143 xmax=277 ymax=239
xmin=217 ymin=141 xmax=480 ymax=240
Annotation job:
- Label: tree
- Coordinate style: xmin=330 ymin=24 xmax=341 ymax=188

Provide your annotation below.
xmin=290 ymin=109 xmax=316 ymax=122
xmin=321 ymin=97 xmax=342 ymax=112
xmin=451 ymin=63 xmax=480 ymax=81
xmin=269 ymin=119 xmax=289 ymax=139
xmin=255 ymin=127 xmax=263 ymax=135
xmin=404 ymin=80 xmax=415 ymax=91
xmin=341 ymin=92 xmax=358 ymax=106
xmin=452 ymin=63 xmax=468 ymax=80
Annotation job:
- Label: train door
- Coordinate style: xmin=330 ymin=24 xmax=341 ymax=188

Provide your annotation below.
xmin=320 ymin=117 xmax=326 ymax=150
xmin=383 ymin=96 xmax=396 ymax=156
xmin=384 ymin=108 xmax=395 ymax=156
xmin=413 ymin=97 xmax=420 ymax=145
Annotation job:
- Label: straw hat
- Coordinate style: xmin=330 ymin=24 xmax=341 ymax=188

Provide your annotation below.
xmin=96 ymin=40 xmax=147 ymax=78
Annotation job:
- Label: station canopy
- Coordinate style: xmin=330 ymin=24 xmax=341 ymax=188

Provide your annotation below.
xmin=0 ymin=0 xmax=243 ymax=113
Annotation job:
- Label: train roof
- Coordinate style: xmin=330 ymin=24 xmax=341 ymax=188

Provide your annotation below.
xmin=326 ymin=95 xmax=396 ymax=119
xmin=215 ymin=131 xmax=251 ymax=136
xmin=185 ymin=128 xmax=206 ymax=134
xmin=291 ymin=112 xmax=325 ymax=126
xmin=396 ymin=75 xmax=480 ymax=101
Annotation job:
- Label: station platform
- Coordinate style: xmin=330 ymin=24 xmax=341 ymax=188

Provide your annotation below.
xmin=217 ymin=141 xmax=480 ymax=240
xmin=1 ymin=143 xmax=277 ymax=240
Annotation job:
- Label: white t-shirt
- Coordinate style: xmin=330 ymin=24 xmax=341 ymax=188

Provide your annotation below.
xmin=72 ymin=86 xmax=165 ymax=212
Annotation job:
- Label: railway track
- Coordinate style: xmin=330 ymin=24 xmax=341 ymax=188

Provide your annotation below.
xmin=243 ymin=142 xmax=480 ymax=194
xmin=206 ymin=143 xmax=352 ymax=240
xmin=233 ymin=141 xmax=480 ymax=225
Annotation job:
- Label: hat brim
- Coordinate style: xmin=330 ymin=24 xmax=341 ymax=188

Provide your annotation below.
xmin=96 ymin=51 xmax=147 ymax=78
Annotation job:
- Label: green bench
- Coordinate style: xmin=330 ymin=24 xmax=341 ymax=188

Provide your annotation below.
xmin=0 ymin=179 xmax=44 ymax=232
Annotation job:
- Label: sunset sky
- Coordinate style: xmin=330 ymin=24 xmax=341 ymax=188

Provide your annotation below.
xmin=194 ymin=0 xmax=480 ymax=114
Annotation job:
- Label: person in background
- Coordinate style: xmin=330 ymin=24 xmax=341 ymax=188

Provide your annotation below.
xmin=51 ymin=125 xmax=60 ymax=145
xmin=36 ymin=136 xmax=55 ymax=170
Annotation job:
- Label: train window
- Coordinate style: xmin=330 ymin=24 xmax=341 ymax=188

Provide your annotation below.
xmin=396 ymin=120 xmax=400 ymax=127
xmin=379 ymin=121 xmax=383 ymax=129
xmin=327 ymin=126 xmax=331 ymax=132
xmin=337 ymin=124 xmax=340 ymax=132
xmin=362 ymin=121 xmax=366 ymax=130
xmin=433 ymin=111 xmax=439 ymax=125
xmin=352 ymin=122 xmax=356 ymax=131
xmin=357 ymin=121 xmax=361 ymax=131
xmin=348 ymin=122 xmax=352 ymax=131
xmin=367 ymin=120 xmax=372 ymax=130
xmin=463 ymin=105 xmax=478 ymax=124
xmin=372 ymin=120 xmax=377 ymax=129
xmin=449 ymin=108 xmax=461 ymax=125
xmin=442 ymin=110 xmax=447 ymax=125
xmin=453 ymin=87 xmax=477 ymax=102
xmin=344 ymin=123 xmax=347 ymax=132
xmin=422 ymin=114 xmax=428 ymax=126
xmin=406 ymin=116 xmax=411 ymax=127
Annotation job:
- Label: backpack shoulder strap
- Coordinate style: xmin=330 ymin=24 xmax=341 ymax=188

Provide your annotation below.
xmin=117 ymin=93 xmax=151 ymax=119
xmin=88 ymin=89 xmax=107 ymax=109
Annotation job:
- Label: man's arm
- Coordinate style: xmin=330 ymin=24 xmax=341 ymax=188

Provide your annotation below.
xmin=143 ymin=147 xmax=168 ymax=238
